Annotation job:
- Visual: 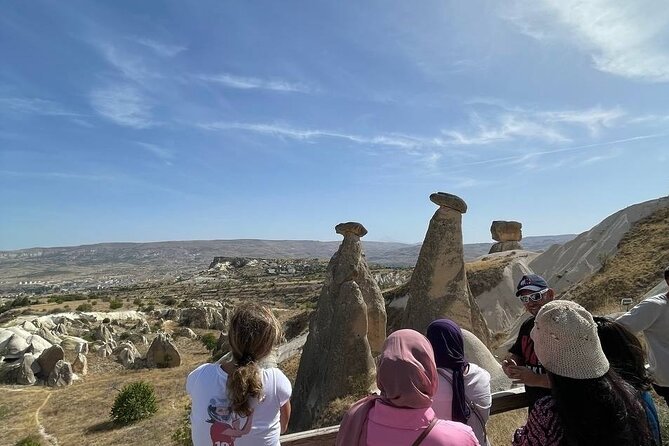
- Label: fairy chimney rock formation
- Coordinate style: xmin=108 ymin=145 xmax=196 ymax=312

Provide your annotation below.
xmin=402 ymin=192 xmax=489 ymax=343
xmin=289 ymin=222 xmax=385 ymax=432
xmin=489 ymin=220 xmax=523 ymax=253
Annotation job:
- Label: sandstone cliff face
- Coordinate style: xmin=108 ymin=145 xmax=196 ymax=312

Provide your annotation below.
xmin=489 ymin=221 xmax=523 ymax=254
xmin=289 ymin=222 xmax=383 ymax=432
xmin=530 ymin=196 xmax=669 ymax=294
xmin=402 ymin=193 xmax=489 ymax=343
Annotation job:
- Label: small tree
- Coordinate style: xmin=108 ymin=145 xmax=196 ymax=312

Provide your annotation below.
xmin=110 ymin=381 xmax=158 ymax=425
xmin=76 ymin=303 xmax=93 ymax=312
xmin=15 ymin=436 xmax=41 ymax=446
xmin=109 ymin=299 xmax=123 ymax=310
xmin=200 ymin=333 xmax=218 ymax=351
xmin=171 ymin=402 xmax=192 ymax=446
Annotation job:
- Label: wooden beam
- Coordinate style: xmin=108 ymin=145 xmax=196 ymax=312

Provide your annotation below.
xmin=280 ymin=387 xmax=529 ymax=445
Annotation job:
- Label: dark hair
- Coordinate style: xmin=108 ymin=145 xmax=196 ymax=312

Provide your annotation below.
xmin=664 ymin=265 xmax=669 ymax=281
xmin=593 ymin=316 xmax=652 ymax=391
xmin=550 ymin=370 xmax=653 ymax=446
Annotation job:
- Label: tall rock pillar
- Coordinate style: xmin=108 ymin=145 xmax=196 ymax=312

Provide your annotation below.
xmin=289 ymin=222 xmax=383 ymax=432
xmin=402 ymin=192 xmax=489 ymax=343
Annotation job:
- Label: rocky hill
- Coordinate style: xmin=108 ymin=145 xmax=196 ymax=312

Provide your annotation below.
xmin=0 ymin=235 xmax=575 ymax=290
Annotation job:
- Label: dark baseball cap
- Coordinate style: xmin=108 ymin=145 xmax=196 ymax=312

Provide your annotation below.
xmin=516 ymin=274 xmax=549 ymax=296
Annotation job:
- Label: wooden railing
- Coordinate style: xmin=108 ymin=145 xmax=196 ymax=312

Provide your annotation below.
xmin=280 ymin=387 xmax=529 ymax=445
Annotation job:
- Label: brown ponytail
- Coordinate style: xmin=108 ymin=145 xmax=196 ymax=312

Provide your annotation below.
xmin=226 ymin=304 xmax=281 ymax=416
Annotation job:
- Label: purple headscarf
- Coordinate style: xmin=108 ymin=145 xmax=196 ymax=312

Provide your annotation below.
xmin=426 ymin=319 xmax=471 ymax=424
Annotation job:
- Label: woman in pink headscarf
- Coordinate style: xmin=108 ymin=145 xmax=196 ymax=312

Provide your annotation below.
xmin=336 ymin=329 xmax=479 ymax=446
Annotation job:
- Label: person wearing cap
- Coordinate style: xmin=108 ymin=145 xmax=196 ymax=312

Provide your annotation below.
xmin=502 ymin=274 xmax=554 ymax=411
xmin=616 ymin=265 xmax=669 ymax=407
xmin=512 ymin=300 xmax=654 ymax=446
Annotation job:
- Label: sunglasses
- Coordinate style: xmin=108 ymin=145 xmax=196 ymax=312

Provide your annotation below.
xmin=518 ymin=288 xmax=549 ymax=303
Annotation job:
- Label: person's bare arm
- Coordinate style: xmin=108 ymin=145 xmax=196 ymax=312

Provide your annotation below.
xmin=280 ymin=400 xmax=291 ymax=434
xmin=506 ymin=365 xmax=551 ymax=388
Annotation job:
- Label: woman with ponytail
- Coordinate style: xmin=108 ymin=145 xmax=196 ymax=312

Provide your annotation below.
xmin=427 ymin=319 xmax=491 ymax=446
xmin=187 ymin=304 xmax=291 ymax=446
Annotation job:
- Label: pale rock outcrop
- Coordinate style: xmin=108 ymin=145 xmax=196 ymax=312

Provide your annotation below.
xmin=116 ymin=342 xmax=141 ymax=369
xmin=37 ymin=344 xmax=64 ymax=378
xmin=2 ymin=334 xmax=30 ymax=359
xmin=174 ymin=327 xmax=197 ymax=339
xmin=491 ymin=221 xmax=522 ymax=242
xmin=469 ymin=251 xmax=539 ymax=334
xmin=75 ymin=341 xmax=89 ymax=355
xmin=38 ymin=327 xmax=62 ymax=345
xmin=289 ymin=222 xmax=381 ymax=432
xmin=462 ymin=330 xmax=511 ymax=392
xmin=145 ymin=333 xmax=181 ymax=368
xmin=93 ymin=323 xmax=114 ymax=343
xmin=96 ymin=342 xmax=114 ymax=358
xmin=531 ymin=196 xmax=669 ymax=293
xmin=334 ymin=222 xmax=387 ymax=355
xmin=60 ymin=335 xmax=89 ymax=352
xmin=402 ymin=193 xmax=489 ymax=343
xmin=47 ymin=360 xmax=73 ymax=387
xmin=179 ymin=302 xmax=228 ymax=330
xmin=72 ymin=353 xmax=88 ymax=375
xmin=489 ymin=221 xmax=523 ymax=254
xmin=17 ymin=353 xmax=38 ymax=385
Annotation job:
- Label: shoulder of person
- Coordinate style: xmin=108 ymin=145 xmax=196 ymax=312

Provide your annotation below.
xmin=434 ymin=419 xmax=478 ymax=443
xmin=520 ymin=316 xmax=536 ymax=330
xmin=467 ymin=363 xmax=491 ymax=380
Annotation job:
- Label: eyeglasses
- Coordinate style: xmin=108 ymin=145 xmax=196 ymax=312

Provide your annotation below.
xmin=518 ymin=288 xmax=549 ymax=303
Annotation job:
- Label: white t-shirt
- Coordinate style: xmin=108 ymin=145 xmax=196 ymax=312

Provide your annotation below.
xmin=187 ymin=362 xmax=292 ymax=446
xmin=617 ymin=292 xmax=669 ymax=386
xmin=431 ymin=363 xmax=492 ymax=446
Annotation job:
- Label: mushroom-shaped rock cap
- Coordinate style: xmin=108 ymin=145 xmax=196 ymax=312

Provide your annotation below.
xmin=335 ymin=222 xmax=368 ymax=237
xmin=429 ymin=192 xmax=467 ymax=213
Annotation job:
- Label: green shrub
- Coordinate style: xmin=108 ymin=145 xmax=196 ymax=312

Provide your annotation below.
xmin=0 ymin=404 xmax=8 ymax=420
xmin=109 ymin=299 xmax=123 ymax=310
xmin=161 ymin=296 xmax=177 ymax=306
xmin=142 ymin=304 xmax=155 ymax=312
xmin=110 ymin=381 xmax=158 ymax=425
xmin=133 ymin=298 xmax=142 ymax=306
xmin=200 ymin=333 xmax=218 ymax=351
xmin=15 ymin=436 xmax=41 ymax=446
xmin=171 ymin=402 xmax=192 ymax=446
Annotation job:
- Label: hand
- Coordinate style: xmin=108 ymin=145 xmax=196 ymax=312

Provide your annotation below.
xmin=502 ymin=358 xmax=517 ymax=378
xmin=506 ymin=365 xmax=548 ymax=387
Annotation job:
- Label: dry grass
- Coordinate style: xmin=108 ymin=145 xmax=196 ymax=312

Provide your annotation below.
xmin=0 ymin=337 xmax=211 ymax=446
xmin=565 ymin=206 xmax=669 ymax=315
xmin=278 ymin=354 xmax=301 ymax=385
xmin=487 ymin=408 xmax=527 ymax=445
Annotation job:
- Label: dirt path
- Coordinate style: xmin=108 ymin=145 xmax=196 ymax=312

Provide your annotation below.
xmin=35 ymin=393 xmax=59 ymax=446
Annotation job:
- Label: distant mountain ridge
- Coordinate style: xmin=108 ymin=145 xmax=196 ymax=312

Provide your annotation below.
xmin=0 ymin=235 xmax=576 ymax=283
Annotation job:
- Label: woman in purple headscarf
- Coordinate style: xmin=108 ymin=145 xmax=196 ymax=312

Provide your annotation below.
xmin=427 ymin=319 xmax=492 ymax=446
xmin=336 ymin=329 xmax=479 ymax=446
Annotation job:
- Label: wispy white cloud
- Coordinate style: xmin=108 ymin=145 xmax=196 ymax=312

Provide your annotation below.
xmin=134 ymin=38 xmax=186 ymax=57
xmin=0 ymin=97 xmax=81 ymax=117
xmin=89 ymin=85 xmax=155 ymax=129
xmin=447 ymin=104 xmax=628 ymax=145
xmin=0 ymin=170 xmax=117 ymax=182
xmin=443 ymin=114 xmax=570 ymax=145
xmin=96 ymin=43 xmax=157 ymax=83
xmin=135 ymin=142 xmax=174 ymax=164
xmin=196 ymin=73 xmax=314 ymax=93
xmin=577 ymin=147 xmax=623 ymax=166
xmin=504 ymin=0 xmax=669 ymax=82
xmin=197 ymin=121 xmax=426 ymax=149
xmin=457 ymin=133 xmax=666 ymax=168
xmin=197 ymin=104 xmax=632 ymax=153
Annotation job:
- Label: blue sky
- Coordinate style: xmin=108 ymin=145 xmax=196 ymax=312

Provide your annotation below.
xmin=1 ymin=0 xmax=668 ymax=251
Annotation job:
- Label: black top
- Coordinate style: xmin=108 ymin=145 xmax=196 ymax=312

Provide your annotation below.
xmin=509 ymin=316 xmax=551 ymax=411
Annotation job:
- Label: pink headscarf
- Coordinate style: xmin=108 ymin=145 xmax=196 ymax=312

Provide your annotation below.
xmin=336 ymin=329 xmax=438 ymax=446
